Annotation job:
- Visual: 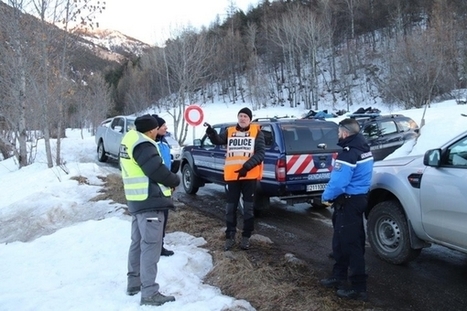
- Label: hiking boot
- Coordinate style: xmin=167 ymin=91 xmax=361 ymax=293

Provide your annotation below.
xmin=336 ymin=289 xmax=368 ymax=301
xmin=224 ymin=232 xmax=236 ymax=251
xmin=126 ymin=286 xmax=140 ymax=296
xmin=140 ymin=292 xmax=176 ymax=306
xmin=224 ymin=238 xmax=235 ymax=251
xmin=161 ymin=247 xmax=174 ymax=257
xmin=319 ymin=277 xmax=343 ymax=288
xmin=240 ymin=237 xmax=250 ymax=250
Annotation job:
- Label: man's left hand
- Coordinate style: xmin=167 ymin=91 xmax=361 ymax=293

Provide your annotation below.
xmin=235 ymin=167 xmax=248 ymax=179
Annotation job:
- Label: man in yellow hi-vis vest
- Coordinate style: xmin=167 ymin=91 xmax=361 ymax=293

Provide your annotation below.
xmin=206 ymin=107 xmax=265 ymax=251
xmin=120 ymin=114 xmax=180 ymax=307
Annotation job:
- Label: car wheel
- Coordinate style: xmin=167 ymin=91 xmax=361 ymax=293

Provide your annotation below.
xmin=367 ymin=200 xmax=421 ymax=264
xmin=182 ymin=164 xmax=200 ymax=194
xmin=97 ymin=141 xmax=108 ymax=162
xmin=171 ymin=160 xmax=181 ymax=174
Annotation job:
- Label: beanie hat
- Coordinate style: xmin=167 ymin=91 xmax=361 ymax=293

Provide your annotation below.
xmin=238 ymin=107 xmax=252 ymax=120
xmin=135 ymin=114 xmax=159 ymax=133
xmin=151 ymin=114 xmax=166 ymax=127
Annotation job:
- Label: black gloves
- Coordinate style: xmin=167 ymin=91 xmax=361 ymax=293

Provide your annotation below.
xmin=205 ymin=123 xmax=215 ymax=135
xmin=235 ymin=167 xmax=248 ymax=179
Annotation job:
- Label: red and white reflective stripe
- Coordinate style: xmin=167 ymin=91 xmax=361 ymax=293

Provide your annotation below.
xmin=286 ymin=154 xmax=315 ymax=175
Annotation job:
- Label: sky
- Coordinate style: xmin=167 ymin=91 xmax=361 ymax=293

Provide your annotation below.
xmin=94 ymin=0 xmax=262 ymax=45
xmin=1 ymin=99 xmax=467 ymax=310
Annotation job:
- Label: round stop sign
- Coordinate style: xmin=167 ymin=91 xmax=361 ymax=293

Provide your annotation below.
xmin=184 ymin=105 xmax=204 ymax=126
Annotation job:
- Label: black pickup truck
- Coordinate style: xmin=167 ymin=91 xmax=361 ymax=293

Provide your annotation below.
xmin=180 ymin=118 xmax=340 ymax=212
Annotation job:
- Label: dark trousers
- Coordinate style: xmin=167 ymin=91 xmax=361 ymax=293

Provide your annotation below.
xmin=225 ymin=179 xmax=256 ymax=238
xmin=162 ymin=209 xmax=168 ymax=244
xmin=332 ymin=195 xmax=368 ymax=291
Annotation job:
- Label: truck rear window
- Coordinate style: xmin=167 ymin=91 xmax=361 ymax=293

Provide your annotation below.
xmin=281 ymin=123 xmax=339 ymax=153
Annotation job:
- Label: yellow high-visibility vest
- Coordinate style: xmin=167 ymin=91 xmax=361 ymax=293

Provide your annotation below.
xmin=120 ymin=130 xmax=171 ymax=201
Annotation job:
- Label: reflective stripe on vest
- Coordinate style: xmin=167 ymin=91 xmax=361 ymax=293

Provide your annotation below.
xmin=224 ymin=124 xmax=263 ymax=181
xmin=120 ymin=130 xmax=171 ymax=201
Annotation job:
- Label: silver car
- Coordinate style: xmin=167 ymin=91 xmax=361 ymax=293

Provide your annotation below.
xmin=366 ymin=130 xmax=467 ymax=264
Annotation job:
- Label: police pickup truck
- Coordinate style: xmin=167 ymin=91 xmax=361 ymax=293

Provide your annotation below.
xmin=180 ymin=117 xmax=340 ymax=212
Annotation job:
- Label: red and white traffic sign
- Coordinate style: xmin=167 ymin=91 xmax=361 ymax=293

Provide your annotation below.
xmin=184 ymin=105 xmax=204 ymax=126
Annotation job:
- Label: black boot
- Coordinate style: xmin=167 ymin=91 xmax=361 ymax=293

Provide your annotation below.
xmin=161 ymin=246 xmax=174 ymax=256
xmin=240 ymin=236 xmax=250 ymax=250
xmin=336 ymin=289 xmax=368 ymax=301
xmin=319 ymin=277 xmax=344 ymax=288
xmin=224 ymin=232 xmax=236 ymax=251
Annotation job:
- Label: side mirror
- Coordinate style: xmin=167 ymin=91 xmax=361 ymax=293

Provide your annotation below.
xmin=113 ymin=125 xmax=123 ymax=133
xmin=423 ymin=149 xmax=441 ymax=167
xmin=193 ymin=139 xmax=201 ymax=146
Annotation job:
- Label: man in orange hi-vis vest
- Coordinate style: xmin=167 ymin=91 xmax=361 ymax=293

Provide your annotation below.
xmin=205 ymin=107 xmax=265 ymax=251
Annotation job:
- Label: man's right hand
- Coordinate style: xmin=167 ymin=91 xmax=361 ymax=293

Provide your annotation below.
xmin=205 ymin=123 xmax=215 ymax=135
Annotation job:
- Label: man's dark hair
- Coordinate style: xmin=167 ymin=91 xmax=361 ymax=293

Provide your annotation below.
xmin=338 ymin=118 xmax=360 ymax=135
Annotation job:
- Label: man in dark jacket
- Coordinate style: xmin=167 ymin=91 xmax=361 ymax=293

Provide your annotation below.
xmin=205 ymin=107 xmax=265 ymax=251
xmin=319 ymin=118 xmax=374 ymax=301
xmin=120 ymin=114 xmax=180 ymax=307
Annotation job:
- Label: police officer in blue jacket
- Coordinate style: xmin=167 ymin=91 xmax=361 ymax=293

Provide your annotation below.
xmin=320 ymin=118 xmax=374 ymax=301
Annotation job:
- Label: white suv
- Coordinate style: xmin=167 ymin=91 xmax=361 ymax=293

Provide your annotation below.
xmin=367 ymin=130 xmax=467 ymax=264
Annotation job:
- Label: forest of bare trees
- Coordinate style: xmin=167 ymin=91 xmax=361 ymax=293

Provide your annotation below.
xmin=2 ymin=0 xmax=467 ymax=167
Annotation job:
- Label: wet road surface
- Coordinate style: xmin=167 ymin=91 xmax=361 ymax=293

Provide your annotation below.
xmin=175 ymin=184 xmax=467 ymax=311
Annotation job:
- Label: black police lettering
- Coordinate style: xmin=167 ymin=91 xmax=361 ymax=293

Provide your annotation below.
xmin=228 ymin=138 xmax=252 ymax=146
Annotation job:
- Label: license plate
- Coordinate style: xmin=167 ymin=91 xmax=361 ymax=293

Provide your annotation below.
xmin=306 ymin=183 xmax=327 ymax=192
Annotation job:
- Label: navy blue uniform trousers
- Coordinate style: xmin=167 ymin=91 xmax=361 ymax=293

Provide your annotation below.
xmin=332 ymin=195 xmax=368 ymax=291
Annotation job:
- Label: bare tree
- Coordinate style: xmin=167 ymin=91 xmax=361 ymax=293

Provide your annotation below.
xmin=378 ymin=29 xmax=444 ymax=110
xmin=157 ymin=29 xmax=215 ymax=144
xmin=0 ymin=0 xmax=36 ymax=167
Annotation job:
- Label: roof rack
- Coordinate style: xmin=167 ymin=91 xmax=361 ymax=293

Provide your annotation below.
xmin=349 ymin=113 xmax=407 ymax=120
xmin=348 ymin=113 xmax=381 ymax=119
xmin=253 ymin=115 xmax=296 ymax=122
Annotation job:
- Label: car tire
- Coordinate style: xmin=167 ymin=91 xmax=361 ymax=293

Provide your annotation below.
xmin=182 ymin=164 xmax=200 ymax=194
xmin=367 ymin=200 xmax=421 ymax=264
xmin=97 ymin=141 xmax=108 ymax=162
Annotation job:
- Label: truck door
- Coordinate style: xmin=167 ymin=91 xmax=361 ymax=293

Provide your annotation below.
xmin=108 ymin=117 xmax=125 ymax=156
xmin=420 ymin=135 xmax=467 ymax=248
xmin=377 ymin=120 xmax=403 ymax=159
xmin=191 ymin=125 xmax=225 ymax=183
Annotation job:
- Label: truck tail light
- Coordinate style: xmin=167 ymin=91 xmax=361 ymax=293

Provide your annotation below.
xmin=275 ymin=158 xmax=286 ymax=182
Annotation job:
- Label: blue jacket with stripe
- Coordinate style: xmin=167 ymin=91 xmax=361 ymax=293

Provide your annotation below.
xmin=322 ymin=133 xmax=374 ymax=201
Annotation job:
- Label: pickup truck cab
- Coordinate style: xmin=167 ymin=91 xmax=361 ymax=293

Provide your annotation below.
xmin=180 ymin=118 xmax=340 ymax=212
xmin=95 ymin=115 xmax=182 ymax=173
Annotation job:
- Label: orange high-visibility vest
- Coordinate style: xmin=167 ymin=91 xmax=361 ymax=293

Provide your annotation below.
xmin=224 ymin=124 xmax=263 ymax=181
